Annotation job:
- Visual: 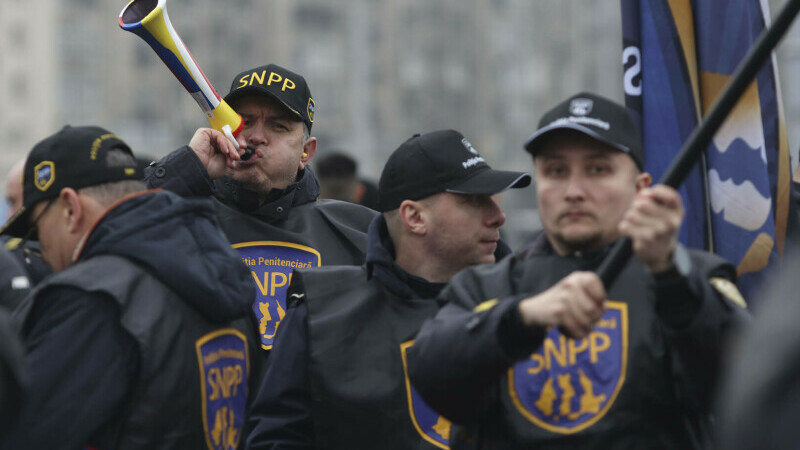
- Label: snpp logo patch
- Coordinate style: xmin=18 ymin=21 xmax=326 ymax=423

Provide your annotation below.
xmin=400 ymin=341 xmax=450 ymax=449
xmin=233 ymin=241 xmax=321 ymax=350
xmin=34 ymin=161 xmax=55 ymax=192
xmin=196 ymin=329 xmax=249 ymax=450
xmin=307 ymin=98 xmax=315 ymax=124
xmin=508 ymin=301 xmax=628 ymax=434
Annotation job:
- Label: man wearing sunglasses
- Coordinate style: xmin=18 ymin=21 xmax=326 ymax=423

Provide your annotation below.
xmin=1 ymin=126 xmax=260 ymax=449
xmin=1 ymin=158 xmax=50 ymax=286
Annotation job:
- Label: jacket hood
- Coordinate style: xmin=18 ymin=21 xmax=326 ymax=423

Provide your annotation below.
xmin=78 ymin=190 xmax=254 ymax=322
xmin=365 ymin=215 xmax=445 ymax=299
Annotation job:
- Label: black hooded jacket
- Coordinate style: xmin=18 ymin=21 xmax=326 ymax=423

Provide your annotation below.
xmin=4 ymin=190 xmax=258 ymax=449
xmin=246 ymin=216 xmax=511 ymax=449
xmin=407 ymin=234 xmax=750 ymax=449
xmin=80 ymin=190 xmax=254 ymax=320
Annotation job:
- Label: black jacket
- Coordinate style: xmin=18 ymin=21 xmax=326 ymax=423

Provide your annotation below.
xmin=408 ymin=235 xmax=750 ymax=449
xmin=0 ymin=308 xmax=25 ymax=436
xmin=147 ymin=147 xmax=377 ymax=350
xmin=247 ymin=216 xmax=515 ymax=449
xmin=716 ymin=249 xmax=800 ymax=449
xmin=4 ymin=190 xmax=259 ymax=449
xmin=1 ymin=236 xmax=49 ymax=287
xmin=0 ymin=245 xmax=30 ymax=311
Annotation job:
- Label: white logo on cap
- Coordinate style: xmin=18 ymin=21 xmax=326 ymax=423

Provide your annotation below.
xmin=569 ymin=98 xmax=594 ymax=116
xmin=461 ymin=138 xmax=479 ymax=155
xmin=462 ymin=157 xmax=485 ymax=169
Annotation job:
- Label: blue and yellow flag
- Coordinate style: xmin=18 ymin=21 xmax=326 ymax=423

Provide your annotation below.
xmin=621 ymin=0 xmax=792 ymax=299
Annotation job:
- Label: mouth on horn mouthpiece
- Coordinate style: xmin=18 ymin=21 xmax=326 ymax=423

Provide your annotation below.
xmin=241 ymin=147 xmax=256 ymax=161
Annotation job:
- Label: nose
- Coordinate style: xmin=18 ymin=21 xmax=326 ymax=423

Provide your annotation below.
xmin=485 ymin=197 xmax=506 ymax=228
xmin=245 ymin=123 xmax=267 ymax=147
xmin=564 ymin=174 xmax=587 ymax=201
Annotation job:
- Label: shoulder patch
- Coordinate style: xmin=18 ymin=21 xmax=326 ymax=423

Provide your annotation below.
xmin=473 ymin=298 xmax=499 ymax=313
xmin=709 ymin=277 xmax=747 ymax=308
xmin=4 ymin=238 xmax=21 ymax=250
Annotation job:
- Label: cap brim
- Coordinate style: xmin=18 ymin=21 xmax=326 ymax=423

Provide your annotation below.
xmin=0 ymin=206 xmax=32 ymax=238
xmin=523 ymin=122 xmax=632 ymax=155
xmin=224 ymin=87 xmax=305 ymax=122
xmin=446 ymin=169 xmax=531 ymax=196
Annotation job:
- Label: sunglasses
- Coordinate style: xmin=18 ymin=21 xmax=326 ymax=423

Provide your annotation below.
xmin=19 ymin=199 xmax=56 ymax=263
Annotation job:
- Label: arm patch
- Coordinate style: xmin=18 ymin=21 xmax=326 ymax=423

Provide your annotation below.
xmin=473 ymin=298 xmax=499 ymax=313
xmin=709 ymin=277 xmax=747 ymax=308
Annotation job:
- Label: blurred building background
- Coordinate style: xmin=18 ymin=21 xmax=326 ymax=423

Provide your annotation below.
xmin=1 ymin=0 xmax=798 ymax=247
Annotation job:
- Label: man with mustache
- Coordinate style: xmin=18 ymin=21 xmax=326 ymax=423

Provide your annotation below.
xmin=147 ymin=64 xmax=377 ymax=352
xmin=407 ymin=93 xmax=749 ymax=449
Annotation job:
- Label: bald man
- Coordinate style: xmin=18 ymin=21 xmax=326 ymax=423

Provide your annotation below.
xmin=3 ymin=158 xmax=50 ymax=285
xmin=5 ymin=159 xmax=24 ymax=220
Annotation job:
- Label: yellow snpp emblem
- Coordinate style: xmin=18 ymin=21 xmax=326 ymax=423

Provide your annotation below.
xmin=400 ymin=340 xmax=451 ymax=449
xmin=508 ymin=301 xmax=628 ymax=434
xmin=232 ymin=241 xmax=321 ymax=350
xmin=238 ymin=70 xmax=297 ymax=92
xmin=34 ymin=161 xmax=55 ymax=192
xmin=196 ymin=329 xmax=250 ymax=450
xmin=709 ymin=277 xmax=747 ymax=308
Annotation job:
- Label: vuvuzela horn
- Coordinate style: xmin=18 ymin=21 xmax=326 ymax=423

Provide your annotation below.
xmin=119 ymin=0 xmax=253 ymax=159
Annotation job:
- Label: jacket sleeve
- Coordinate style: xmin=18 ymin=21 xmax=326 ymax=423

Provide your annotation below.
xmin=653 ymin=253 xmax=751 ymax=413
xmin=0 ymin=308 xmax=25 ymax=436
xmin=246 ymin=283 xmax=313 ymax=450
xmin=407 ymin=270 xmax=546 ymax=425
xmin=2 ymin=287 xmax=138 ymax=449
xmin=145 ymin=146 xmax=215 ymax=197
xmin=0 ymin=246 xmax=29 ymax=311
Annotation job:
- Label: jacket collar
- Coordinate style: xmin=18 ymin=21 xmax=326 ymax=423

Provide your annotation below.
xmin=213 ymin=166 xmax=321 ymax=222
xmin=523 ymin=232 xmax=612 ymax=268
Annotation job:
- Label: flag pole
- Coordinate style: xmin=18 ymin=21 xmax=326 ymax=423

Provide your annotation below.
xmin=597 ymin=0 xmax=800 ymax=287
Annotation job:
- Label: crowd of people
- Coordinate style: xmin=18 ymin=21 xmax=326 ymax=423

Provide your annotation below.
xmin=0 ymin=59 xmax=789 ymax=450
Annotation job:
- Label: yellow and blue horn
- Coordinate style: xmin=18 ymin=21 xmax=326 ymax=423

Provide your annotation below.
xmin=119 ymin=0 xmax=243 ymax=148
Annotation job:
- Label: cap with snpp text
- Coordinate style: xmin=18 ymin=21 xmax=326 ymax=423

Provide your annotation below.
xmin=378 ymin=129 xmax=531 ymax=212
xmin=225 ymin=63 xmax=315 ymax=132
xmin=523 ymin=92 xmax=644 ymax=169
xmin=0 ymin=125 xmax=142 ymax=238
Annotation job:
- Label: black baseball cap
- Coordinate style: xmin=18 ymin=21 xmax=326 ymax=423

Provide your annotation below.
xmin=0 ymin=125 xmax=142 ymax=238
xmin=523 ymin=92 xmax=644 ymax=169
xmin=225 ymin=63 xmax=315 ymax=132
xmin=378 ymin=130 xmax=531 ymax=212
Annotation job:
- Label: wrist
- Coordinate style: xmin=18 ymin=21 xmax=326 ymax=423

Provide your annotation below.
xmin=517 ymin=297 xmax=539 ymax=327
xmin=652 ymin=243 xmax=691 ymax=279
